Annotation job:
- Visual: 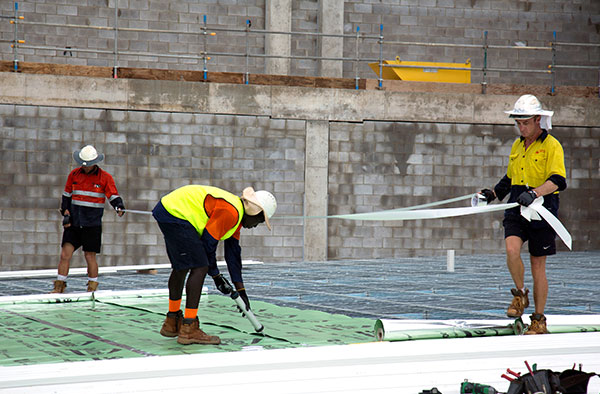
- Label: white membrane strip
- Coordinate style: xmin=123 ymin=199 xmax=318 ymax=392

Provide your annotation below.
xmin=281 ymin=194 xmax=572 ymax=250
xmin=0 ymin=261 xmax=263 ymax=279
xmin=116 ymin=195 xmax=572 ymax=250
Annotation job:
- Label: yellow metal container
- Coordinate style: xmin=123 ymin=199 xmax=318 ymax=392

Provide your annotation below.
xmin=369 ymin=57 xmax=471 ymax=83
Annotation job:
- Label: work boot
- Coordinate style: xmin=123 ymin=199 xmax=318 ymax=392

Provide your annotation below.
xmin=51 ymin=280 xmax=66 ymax=294
xmin=177 ymin=317 xmax=221 ymax=345
xmin=86 ymin=281 xmax=99 ymax=292
xmin=507 ymin=288 xmax=529 ymax=317
xmin=525 ymin=313 xmax=548 ymax=335
xmin=160 ymin=310 xmax=183 ymax=337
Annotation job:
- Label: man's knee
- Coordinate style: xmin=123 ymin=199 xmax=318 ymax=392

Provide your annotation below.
xmin=505 ymin=236 xmax=523 ymax=257
xmin=530 ymin=255 xmax=547 ymax=270
xmin=60 ymin=244 xmax=75 ymax=261
xmin=83 ymin=251 xmax=97 ymax=262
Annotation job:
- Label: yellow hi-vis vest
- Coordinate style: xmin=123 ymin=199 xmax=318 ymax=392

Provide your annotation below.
xmin=160 ymin=185 xmax=244 ymax=240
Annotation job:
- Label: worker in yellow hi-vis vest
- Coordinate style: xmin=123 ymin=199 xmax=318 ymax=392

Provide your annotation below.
xmin=152 ymin=185 xmax=277 ymax=345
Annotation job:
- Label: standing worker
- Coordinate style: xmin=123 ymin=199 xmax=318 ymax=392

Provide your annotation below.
xmin=480 ymin=95 xmax=566 ymax=334
xmin=52 ymin=145 xmax=126 ymax=293
xmin=152 ymin=185 xmax=276 ymax=345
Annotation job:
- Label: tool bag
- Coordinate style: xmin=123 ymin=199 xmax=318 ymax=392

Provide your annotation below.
xmin=507 ymin=368 xmax=597 ymax=394
xmin=506 ymin=369 xmax=562 ymax=394
xmin=558 ymin=369 xmax=597 ymax=394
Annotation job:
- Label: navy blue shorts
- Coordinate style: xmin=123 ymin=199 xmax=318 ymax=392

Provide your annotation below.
xmin=503 ymin=214 xmax=556 ymax=256
xmin=61 ymin=226 xmax=102 ymax=253
xmin=153 ymin=202 xmax=208 ymax=271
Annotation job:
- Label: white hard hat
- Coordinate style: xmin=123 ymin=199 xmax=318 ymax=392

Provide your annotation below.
xmin=73 ymin=145 xmax=104 ymax=166
xmin=241 ymin=187 xmax=277 ymax=230
xmin=504 ymin=94 xmax=554 ymax=129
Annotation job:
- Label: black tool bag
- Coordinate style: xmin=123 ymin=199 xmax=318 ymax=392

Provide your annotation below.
xmin=507 ymin=368 xmax=597 ymax=394
xmin=506 ymin=369 xmax=563 ymax=394
xmin=558 ymin=369 xmax=597 ymax=394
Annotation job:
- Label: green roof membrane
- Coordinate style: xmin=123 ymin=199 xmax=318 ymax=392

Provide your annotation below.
xmin=0 ymin=291 xmax=375 ymax=367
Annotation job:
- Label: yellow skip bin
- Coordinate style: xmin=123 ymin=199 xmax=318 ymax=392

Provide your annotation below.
xmin=369 ymin=57 xmax=471 ymax=83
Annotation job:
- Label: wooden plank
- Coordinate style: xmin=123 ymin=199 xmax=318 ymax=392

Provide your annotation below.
xmin=314 ymin=76 xmax=359 ymax=90
xmin=1 ymin=61 xmax=596 ymax=97
xmin=117 ymin=68 xmax=244 ymax=84
xmin=250 ymin=74 xmax=318 ymax=88
xmin=0 ymin=61 xmax=112 ymax=78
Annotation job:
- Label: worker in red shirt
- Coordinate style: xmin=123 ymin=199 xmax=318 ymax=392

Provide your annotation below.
xmin=51 ymin=145 xmax=126 ymax=293
xmin=152 ymin=185 xmax=276 ymax=345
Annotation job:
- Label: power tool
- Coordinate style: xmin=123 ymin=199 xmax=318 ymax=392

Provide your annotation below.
xmin=461 ymin=380 xmax=498 ymax=394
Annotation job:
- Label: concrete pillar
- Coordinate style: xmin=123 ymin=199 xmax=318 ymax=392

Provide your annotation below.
xmin=265 ymin=0 xmax=292 ymax=76
xmin=319 ymin=0 xmax=344 ymax=78
xmin=303 ymin=120 xmax=329 ymax=261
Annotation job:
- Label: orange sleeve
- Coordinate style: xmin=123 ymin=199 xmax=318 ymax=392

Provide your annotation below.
xmin=204 ymin=199 xmax=240 ymax=240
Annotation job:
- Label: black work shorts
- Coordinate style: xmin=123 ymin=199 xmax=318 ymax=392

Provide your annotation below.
xmin=61 ymin=226 xmax=102 ymax=253
xmin=156 ymin=221 xmax=208 ymax=271
xmin=503 ymin=215 xmax=556 ymax=256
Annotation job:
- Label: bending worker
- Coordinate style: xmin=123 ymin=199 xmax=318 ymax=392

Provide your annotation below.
xmin=152 ymin=185 xmax=276 ymax=345
xmin=480 ymin=94 xmax=566 ymax=335
xmin=52 ymin=145 xmax=125 ymax=293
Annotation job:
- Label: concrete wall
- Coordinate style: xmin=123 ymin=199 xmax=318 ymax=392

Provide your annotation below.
xmin=1 ymin=72 xmax=599 ymax=271
xmin=1 ymin=1 xmax=598 ymax=86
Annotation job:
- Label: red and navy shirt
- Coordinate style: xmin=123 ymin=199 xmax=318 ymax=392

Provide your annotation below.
xmin=61 ymin=166 xmax=124 ymax=227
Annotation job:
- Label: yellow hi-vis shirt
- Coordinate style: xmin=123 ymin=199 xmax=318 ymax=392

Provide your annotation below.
xmin=507 ymin=132 xmax=566 ymax=191
xmin=160 ymin=185 xmax=244 ymax=240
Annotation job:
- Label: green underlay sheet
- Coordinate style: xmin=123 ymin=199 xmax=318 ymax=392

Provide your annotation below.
xmin=0 ymin=292 xmax=375 ymax=367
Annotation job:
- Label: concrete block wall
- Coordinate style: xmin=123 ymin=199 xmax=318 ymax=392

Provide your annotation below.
xmin=327 ymin=120 xmax=600 ymax=258
xmin=344 ymin=0 xmax=600 ymax=86
xmin=1 ymin=73 xmax=599 ymax=270
xmin=0 ymin=0 xmax=267 ymax=72
xmin=1 ymin=1 xmax=598 ymax=86
xmin=2 ymin=100 xmax=598 ymax=270
xmin=291 ymin=0 xmax=318 ymax=76
xmin=0 ymin=103 xmax=306 ymax=270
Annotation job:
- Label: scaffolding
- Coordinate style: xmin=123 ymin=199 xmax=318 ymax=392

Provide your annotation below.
xmin=1 ymin=2 xmax=599 ymax=95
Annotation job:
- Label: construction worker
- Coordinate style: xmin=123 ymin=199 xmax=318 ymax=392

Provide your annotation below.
xmin=480 ymin=94 xmax=566 ymax=334
xmin=52 ymin=145 xmax=126 ymax=293
xmin=152 ymin=185 xmax=276 ymax=345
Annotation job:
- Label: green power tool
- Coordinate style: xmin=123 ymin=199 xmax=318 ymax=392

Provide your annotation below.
xmin=461 ymin=380 xmax=498 ymax=394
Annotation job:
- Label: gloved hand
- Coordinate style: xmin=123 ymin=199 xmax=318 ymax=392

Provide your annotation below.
xmin=480 ymin=189 xmax=496 ymax=203
xmin=212 ymin=274 xmax=233 ymax=294
xmin=238 ymin=289 xmax=250 ymax=311
xmin=517 ymin=190 xmax=537 ymax=207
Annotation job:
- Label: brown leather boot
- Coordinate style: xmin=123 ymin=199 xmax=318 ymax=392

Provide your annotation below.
xmin=507 ymin=288 xmax=529 ymax=317
xmin=86 ymin=281 xmax=99 ymax=292
xmin=525 ymin=313 xmax=548 ymax=335
xmin=51 ymin=280 xmax=66 ymax=293
xmin=160 ymin=310 xmax=183 ymax=337
xmin=177 ymin=317 xmax=221 ymax=345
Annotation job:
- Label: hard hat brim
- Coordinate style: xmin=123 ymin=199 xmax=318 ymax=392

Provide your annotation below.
xmin=73 ymin=150 xmax=104 ymax=166
xmin=241 ymin=187 xmax=272 ymax=230
xmin=504 ymin=109 xmax=554 ymax=117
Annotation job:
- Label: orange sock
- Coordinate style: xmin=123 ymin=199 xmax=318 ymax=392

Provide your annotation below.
xmin=184 ymin=308 xmax=198 ymax=319
xmin=169 ymin=299 xmax=181 ymax=313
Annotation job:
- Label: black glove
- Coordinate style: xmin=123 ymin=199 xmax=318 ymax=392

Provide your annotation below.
xmin=212 ymin=274 xmax=233 ymax=294
xmin=115 ymin=204 xmax=125 ymax=216
xmin=517 ymin=190 xmax=537 ymax=207
xmin=480 ymin=189 xmax=496 ymax=203
xmin=238 ymin=289 xmax=250 ymax=311
xmin=62 ymin=215 xmax=71 ymax=226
